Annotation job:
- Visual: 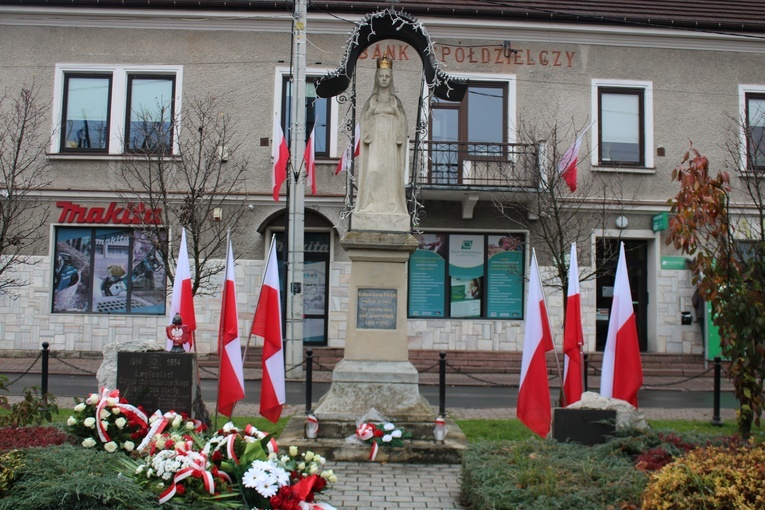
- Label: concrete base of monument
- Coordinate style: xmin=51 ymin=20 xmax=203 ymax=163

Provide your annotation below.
xmin=351 ymin=210 xmax=410 ymax=232
xmin=312 ymin=359 xmax=435 ymax=422
xmin=278 ymin=415 xmax=468 ymax=464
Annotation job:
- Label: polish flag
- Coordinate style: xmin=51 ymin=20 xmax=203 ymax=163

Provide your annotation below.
xmin=216 ymin=238 xmax=245 ymax=417
xmin=167 ymin=228 xmax=196 ymax=351
xmin=251 ymin=238 xmax=285 ymax=423
xmin=304 ymin=126 xmax=317 ymax=195
xmin=600 ymin=242 xmax=643 ymax=407
xmin=557 ymin=123 xmax=594 ymax=192
xmin=517 ymin=249 xmax=555 ymax=437
xmin=562 ymin=242 xmax=584 ymax=406
xmin=272 ymin=123 xmax=289 ymax=201
xmin=335 ymin=124 xmax=360 ymax=175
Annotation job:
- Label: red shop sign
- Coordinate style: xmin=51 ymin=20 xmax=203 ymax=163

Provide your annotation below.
xmin=56 ymin=201 xmax=162 ymax=225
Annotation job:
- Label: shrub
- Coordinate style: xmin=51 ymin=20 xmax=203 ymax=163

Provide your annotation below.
xmin=461 ymin=438 xmax=647 ymax=509
xmin=0 ymin=426 xmax=75 ymax=451
xmin=0 ymin=445 xmax=147 ymax=509
xmin=0 ymin=384 xmax=58 ymax=427
xmin=0 ymin=450 xmax=23 ymax=496
xmin=641 ymin=442 xmax=765 ymax=510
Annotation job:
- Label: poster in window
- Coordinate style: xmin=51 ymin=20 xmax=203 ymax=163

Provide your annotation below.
xmin=92 ymin=229 xmax=131 ymax=314
xmin=448 ymin=234 xmax=484 ymax=318
xmin=408 ymin=234 xmax=447 ymax=317
xmin=487 ymin=234 xmax=524 ymax=318
xmin=129 ymin=231 xmax=167 ymax=315
xmin=303 ymin=260 xmax=326 ymax=315
xmin=52 ymin=228 xmax=93 ymax=313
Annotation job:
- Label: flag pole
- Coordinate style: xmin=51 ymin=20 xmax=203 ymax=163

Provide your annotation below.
xmin=214 ymin=229 xmax=231 ymax=430
xmin=537 ymin=261 xmax=564 ymax=402
xmin=244 ymin=234 xmax=277 ymax=362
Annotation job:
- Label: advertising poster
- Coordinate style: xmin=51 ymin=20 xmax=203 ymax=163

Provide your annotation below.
xmin=408 ymin=234 xmax=447 ymax=317
xmin=486 ymin=235 xmax=524 ymax=318
xmin=448 ymin=234 xmax=484 ymax=318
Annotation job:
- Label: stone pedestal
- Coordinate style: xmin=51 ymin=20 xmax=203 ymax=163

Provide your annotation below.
xmin=314 ymin=231 xmax=435 ymax=423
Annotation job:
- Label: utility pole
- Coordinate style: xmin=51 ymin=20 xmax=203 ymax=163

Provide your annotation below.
xmin=286 ymin=0 xmax=307 ymax=380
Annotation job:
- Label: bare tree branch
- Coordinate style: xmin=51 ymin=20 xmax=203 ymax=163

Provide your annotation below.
xmin=0 ymin=83 xmax=52 ymax=297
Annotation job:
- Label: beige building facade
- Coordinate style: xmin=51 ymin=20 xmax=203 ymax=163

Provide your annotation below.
xmin=0 ymin=1 xmax=763 ymax=359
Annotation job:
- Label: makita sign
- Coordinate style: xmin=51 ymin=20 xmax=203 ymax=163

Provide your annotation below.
xmin=56 ymin=201 xmax=162 ymax=225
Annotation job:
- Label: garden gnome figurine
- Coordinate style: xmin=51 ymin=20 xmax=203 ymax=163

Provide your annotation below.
xmin=166 ymin=313 xmax=191 ymax=353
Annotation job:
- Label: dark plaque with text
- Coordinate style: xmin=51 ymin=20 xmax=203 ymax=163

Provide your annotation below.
xmin=357 ymin=288 xmax=397 ymax=329
xmin=117 ymin=352 xmax=194 ymax=416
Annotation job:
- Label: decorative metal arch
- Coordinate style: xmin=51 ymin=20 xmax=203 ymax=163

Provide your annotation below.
xmin=315 ymin=9 xmax=467 ymax=102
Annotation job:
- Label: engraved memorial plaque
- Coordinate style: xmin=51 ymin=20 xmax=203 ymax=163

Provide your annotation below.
xmin=357 ymin=288 xmax=397 ymax=329
xmin=117 ymin=352 xmax=195 ymax=416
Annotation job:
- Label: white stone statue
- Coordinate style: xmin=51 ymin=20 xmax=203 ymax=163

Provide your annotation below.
xmin=355 ymin=56 xmax=408 ymax=218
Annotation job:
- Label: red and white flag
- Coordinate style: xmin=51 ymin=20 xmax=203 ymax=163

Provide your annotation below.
xmin=167 ymin=228 xmax=196 ymax=351
xmin=216 ymin=238 xmax=245 ymax=417
xmin=517 ymin=249 xmax=555 ymax=438
xmin=251 ymin=238 xmax=285 ymax=423
xmin=304 ymin=126 xmax=317 ymax=195
xmin=557 ymin=123 xmax=594 ymax=192
xmin=562 ymin=242 xmax=584 ymax=406
xmin=272 ymin=123 xmax=289 ymax=201
xmin=335 ymin=124 xmax=360 ymax=175
xmin=600 ymin=242 xmax=643 ymax=407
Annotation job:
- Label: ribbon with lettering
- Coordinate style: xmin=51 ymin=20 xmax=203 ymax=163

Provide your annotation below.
xmin=94 ymin=388 xmax=148 ymax=444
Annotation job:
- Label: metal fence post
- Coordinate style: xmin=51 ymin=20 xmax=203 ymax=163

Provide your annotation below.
xmin=711 ymin=356 xmax=723 ymax=426
xmin=583 ymin=353 xmax=589 ymax=392
xmin=439 ymin=351 xmax=446 ymax=417
xmin=41 ymin=342 xmax=49 ymax=411
xmin=305 ymin=349 xmax=313 ymax=415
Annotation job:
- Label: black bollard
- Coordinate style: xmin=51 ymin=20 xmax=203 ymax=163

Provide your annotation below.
xmin=305 ymin=349 xmax=313 ymax=415
xmin=711 ymin=356 xmax=723 ymax=427
xmin=439 ymin=352 xmax=446 ymax=417
xmin=41 ymin=342 xmax=49 ymax=411
xmin=583 ymin=353 xmax=589 ymax=392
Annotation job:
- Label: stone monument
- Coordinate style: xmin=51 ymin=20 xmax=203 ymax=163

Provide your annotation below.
xmin=313 ymin=57 xmax=434 ymax=423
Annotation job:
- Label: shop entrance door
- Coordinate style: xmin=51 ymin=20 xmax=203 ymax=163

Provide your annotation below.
xmin=595 ymin=239 xmax=648 ymax=352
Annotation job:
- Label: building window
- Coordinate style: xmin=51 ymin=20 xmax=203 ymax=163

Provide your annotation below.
xmin=407 ymin=233 xmax=525 ymax=319
xmin=591 ymin=79 xmax=654 ymax=169
xmin=598 ymin=88 xmax=643 ymax=165
xmin=428 ymin=79 xmax=514 ymax=184
xmin=53 ymin=64 xmax=183 ymax=155
xmin=745 ymin=93 xmax=765 ymax=170
xmin=125 ymin=75 xmax=176 ymax=153
xmin=52 ymin=227 xmax=167 ymax=315
xmin=61 ymin=74 xmax=112 ymax=152
xmin=281 ymin=76 xmax=331 ymax=157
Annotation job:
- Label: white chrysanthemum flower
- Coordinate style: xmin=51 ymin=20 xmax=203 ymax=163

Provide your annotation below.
xmin=83 ymin=417 xmax=96 ymax=428
xmin=273 ymin=468 xmax=290 ymax=486
xmin=382 ymin=434 xmax=392 ymax=443
xmin=222 ymin=422 xmax=236 ymax=433
xmin=268 ymin=452 xmax=277 ymax=460
xmin=383 ymin=422 xmax=395 ymax=431
xmin=135 ymin=464 xmax=145 ymax=474
xmin=391 ymin=430 xmax=402 ymax=438
xmin=104 ymin=441 xmax=118 ymax=453
xmin=254 ymin=475 xmax=279 ymax=498
xmin=280 ymin=455 xmax=290 ymax=463
xmin=289 ymin=446 xmax=299 ymax=457
xmin=115 ymin=417 xmax=127 ymax=429
xmin=67 ymin=416 xmax=77 ymax=426
xmin=74 ymin=403 xmax=86 ymax=413
xmin=241 ymin=468 xmax=260 ymax=489
xmin=146 ymin=468 xmax=154 ymax=478
xmin=82 ymin=437 xmax=96 ymax=448
xmin=123 ymin=441 xmax=135 ymax=452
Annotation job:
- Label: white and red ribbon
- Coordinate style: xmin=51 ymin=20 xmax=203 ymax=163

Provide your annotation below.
xmin=94 ymin=388 xmax=148 ymax=444
xmin=306 ymin=414 xmax=319 ymax=438
xmin=356 ymin=423 xmax=374 ymax=442
xmin=368 ymin=442 xmax=379 ymax=462
xmin=137 ymin=410 xmax=170 ymax=453
xmin=158 ymin=449 xmax=215 ymax=504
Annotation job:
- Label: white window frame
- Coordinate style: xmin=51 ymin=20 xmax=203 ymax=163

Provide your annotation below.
xmin=51 ymin=64 xmax=183 ymax=156
xmin=738 ymin=84 xmax=765 ymax=172
xmin=591 ymin=79 xmax=654 ymax=170
xmin=273 ymin=67 xmax=339 ymax=158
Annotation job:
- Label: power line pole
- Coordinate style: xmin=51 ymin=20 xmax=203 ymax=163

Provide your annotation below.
xmin=286 ymin=0 xmax=307 ymax=380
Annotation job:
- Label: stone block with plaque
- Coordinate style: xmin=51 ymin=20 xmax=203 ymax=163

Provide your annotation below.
xmin=116 ymin=351 xmax=195 ymax=417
